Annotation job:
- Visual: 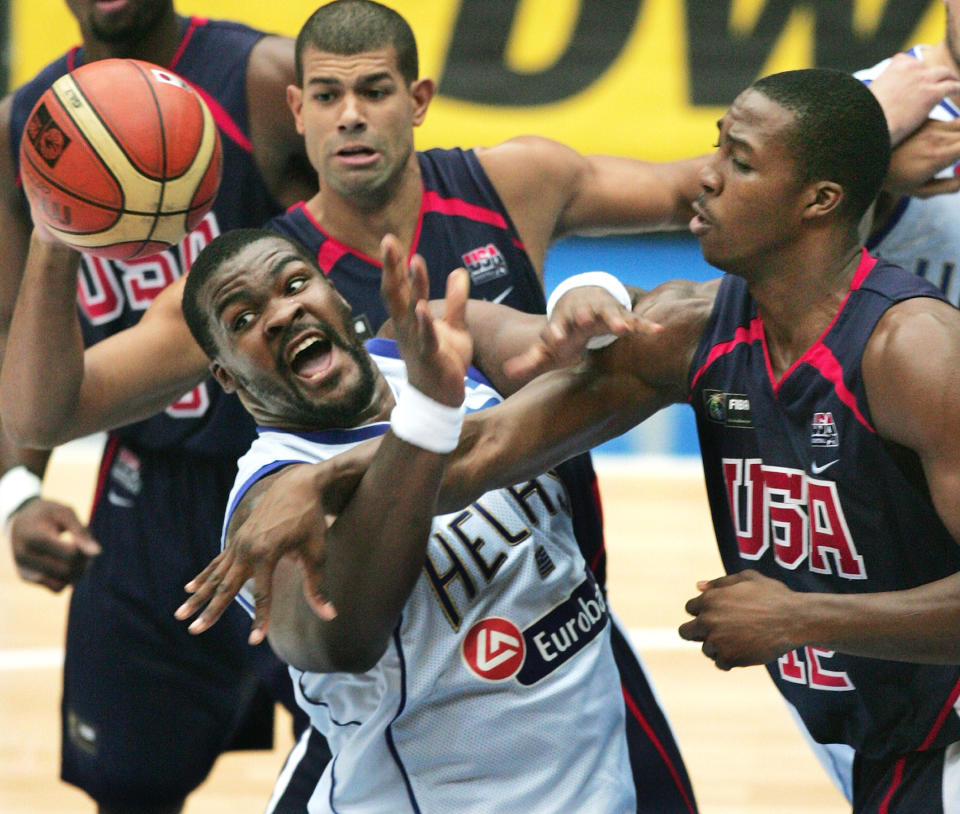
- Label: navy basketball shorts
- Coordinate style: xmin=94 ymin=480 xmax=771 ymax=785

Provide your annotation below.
xmin=853 ymin=741 xmax=960 ymax=813
xmin=60 ymin=439 xmax=307 ymax=806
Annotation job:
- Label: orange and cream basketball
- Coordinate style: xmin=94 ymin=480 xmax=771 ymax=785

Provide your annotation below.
xmin=19 ymin=58 xmax=221 ymax=261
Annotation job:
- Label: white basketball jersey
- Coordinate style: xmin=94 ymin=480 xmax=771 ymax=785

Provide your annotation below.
xmin=856 ymin=47 xmax=960 ymax=306
xmin=223 ymin=338 xmax=634 ymax=814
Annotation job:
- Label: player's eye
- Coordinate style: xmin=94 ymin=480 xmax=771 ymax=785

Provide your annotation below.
xmin=285 ymin=276 xmax=307 ymax=294
xmin=231 ymin=311 xmax=255 ymax=332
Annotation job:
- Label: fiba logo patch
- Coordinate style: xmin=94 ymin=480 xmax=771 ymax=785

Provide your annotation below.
xmin=462 ymin=243 xmax=508 ymax=285
xmin=26 ymin=103 xmax=71 ymax=168
xmin=811 ymin=411 xmax=839 ymax=447
xmin=703 ymin=389 xmax=753 ymax=427
xmin=462 ymin=617 xmax=525 ymax=681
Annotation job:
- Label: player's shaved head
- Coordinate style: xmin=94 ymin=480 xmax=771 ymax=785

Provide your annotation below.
xmin=295 ymin=0 xmax=419 ymax=85
xmin=749 ymin=68 xmax=890 ymax=222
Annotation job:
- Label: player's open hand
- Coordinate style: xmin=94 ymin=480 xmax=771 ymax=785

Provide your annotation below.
xmin=9 ymin=497 xmax=100 ymax=592
xmin=379 ymin=233 xmax=472 ymax=407
xmin=868 ymin=52 xmax=960 ymax=146
xmin=678 ymin=570 xmax=801 ymax=670
xmin=504 ymin=283 xmax=660 ymax=381
xmin=176 ymin=463 xmax=339 ymax=643
xmin=885 ymin=117 xmax=960 ymax=198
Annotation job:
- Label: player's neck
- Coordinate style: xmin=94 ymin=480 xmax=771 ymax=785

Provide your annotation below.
xmin=749 ymin=241 xmax=862 ymax=378
xmin=307 ymin=160 xmax=424 ymax=262
xmin=81 ymin=12 xmax=184 ymax=66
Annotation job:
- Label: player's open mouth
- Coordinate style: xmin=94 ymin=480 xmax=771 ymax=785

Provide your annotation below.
xmin=336 ymin=144 xmax=379 ymax=165
xmin=287 ymin=333 xmax=334 ymax=380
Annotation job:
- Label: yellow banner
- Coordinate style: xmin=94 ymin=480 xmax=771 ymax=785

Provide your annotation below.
xmin=9 ymin=0 xmax=945 ymax=160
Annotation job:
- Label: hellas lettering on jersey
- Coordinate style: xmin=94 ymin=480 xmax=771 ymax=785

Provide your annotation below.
xmin=423 ymin=473 xmax=570 ymax=630
xmin=461 ymin=243 xmax=508 ymax=285
xmin=723 ymin=457 xmax=866 ymax=579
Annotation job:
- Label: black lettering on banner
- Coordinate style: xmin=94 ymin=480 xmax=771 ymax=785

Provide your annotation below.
xmin=439 ymin=0 xmax=642 ymax=106
xmin=687 ymin=0 xmax=934 ymax=106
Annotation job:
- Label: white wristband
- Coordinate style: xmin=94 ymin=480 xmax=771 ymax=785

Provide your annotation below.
xmin=546 ymin=270 xmax=632 ymax=349
xmin=390 ymin=384 xmax=466 ymax=454
xmin=0 ymin=466 xmax=42 ymax=530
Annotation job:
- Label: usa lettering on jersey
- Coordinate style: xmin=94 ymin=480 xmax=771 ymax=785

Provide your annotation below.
xmin=76 ymin=212 xmax=220 ymax=419
xmin=722 ymin=457 xmax=866 ymax=579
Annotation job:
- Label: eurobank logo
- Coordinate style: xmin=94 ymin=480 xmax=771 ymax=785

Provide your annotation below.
xmin=5 ymin=0 xmax=944 ymax=158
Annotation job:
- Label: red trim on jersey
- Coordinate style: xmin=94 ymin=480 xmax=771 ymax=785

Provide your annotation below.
xmin=90 ymin=434 xmax=121 ymax=515
xmin=168 ymin=16 xmax=206 ymax=70
xmin=186 ymin=81 xmax=253 ymax=154
xmin=919 ymin=674 xmax=960 ymax=750
xmin=66 ymin=46 xmax=80 ymax=72
xmin=878 ymin=755 xmax=906 ymax=814
xmin=803 ymin=343 xmax=875 ymax=432
xmin=689 ymin=315 xmax=765 ymax=393
xmin=421 ymin=190 xmax=512 ymax=233
xmin=622 ymin=684 xmax=696 ymax=814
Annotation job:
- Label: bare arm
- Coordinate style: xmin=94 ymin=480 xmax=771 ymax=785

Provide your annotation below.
xmin=681 ymin=297 xmax=960 ymax=668
xmin=477 ymin=136 xmax=705 ymax=275
xmin=237 ymin=245 xmax=471 ymax=673
xmin=245 ymin=35 xmax=317 ymax=208
xmin=0 ymin=234 xmax=209 ymax=447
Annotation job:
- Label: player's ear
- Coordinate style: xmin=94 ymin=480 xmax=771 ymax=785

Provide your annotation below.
xmin=287 ymin=84 xmax=305 ymax=135
xmin=210 ymin=361 xmax=238 ymax=393
xmin=802 ymin=180 xmax=843 ymax=220
xmin=410 ymin=78 xmax=435 ymax=126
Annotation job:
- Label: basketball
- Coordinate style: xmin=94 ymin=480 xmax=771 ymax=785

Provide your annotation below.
xmin=19 ymin=58 xmax=222 ymax=261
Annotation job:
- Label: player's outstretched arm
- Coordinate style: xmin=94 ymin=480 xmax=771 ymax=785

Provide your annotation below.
xmin=0 ymin=231 xmax=210 ymax=447
xmin=681 ymin=296 xmax=960 ymax=669
xmin=476 ymin=136 xmax=706 ymax=275
xmin=188 ymin=237 xmax=472 ymax=672
xmin=0 ymin=95 xmax=100 ymax=592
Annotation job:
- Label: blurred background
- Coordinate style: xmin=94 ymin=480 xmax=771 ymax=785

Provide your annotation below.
xmin=2 ymin=0 xmax=946 ymax=457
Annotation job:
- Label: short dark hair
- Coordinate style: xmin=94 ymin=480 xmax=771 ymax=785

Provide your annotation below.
xmin=295 ymin=0 xmax=419 ymax=86
xmin=182 ymin=229 xmax=317 ymax=360
xmin=750 ymin=68 xmax=890 ymax=222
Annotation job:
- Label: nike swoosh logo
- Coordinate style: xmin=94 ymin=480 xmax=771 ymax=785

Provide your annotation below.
xmin=490 ymin=286 xmax=514 ymax=305
xmin=810 ymin=459 xmax=839 ymax=475
xmin=107 ymin=490 xmax=135 ymax=508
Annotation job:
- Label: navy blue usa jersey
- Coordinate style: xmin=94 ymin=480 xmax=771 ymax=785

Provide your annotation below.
xmin=268 ymin=147 xmax=609 ymax=582
xmin=8 ymin=15 xmax=280 ymax=458
xmin=689 ymin=250 xmax=960 ymax=758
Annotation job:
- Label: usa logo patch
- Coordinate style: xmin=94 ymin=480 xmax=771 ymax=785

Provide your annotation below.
xmin=462 ymin=243 xmax=508 ymax=285
xmin=811 ymin=411 xmax=839 ymax=447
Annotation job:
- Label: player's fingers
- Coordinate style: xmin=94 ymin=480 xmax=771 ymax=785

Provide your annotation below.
xmin=15 ymin=564 xmax=70 ymax=593
xmin=502 ymin=343 xmax=556 ymax=380
xmin=678 ymin=618 xmax=705 ymax=642
xmin=186 ymin=568 xmax=246 ymax=634
xmin=56 ymin=523 xmax=101 ymax=558
xmin=912 ymin=176 xmax=960 ymax=199
xmin=183 ymin=550 xmax=228 ymax=593
xmin=247 ymin=570 xmax=274 ymax=645
xmin=379 ymin=234 xmax=408 ymax=317
xmin=408 ymin=254 xmax=430 ymax=310
xmin=443 ymin=268 xmax=470 ymax=330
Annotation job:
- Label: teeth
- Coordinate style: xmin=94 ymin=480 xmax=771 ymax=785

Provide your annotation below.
xmin=291 ymin=336 xmax=321 ymax=358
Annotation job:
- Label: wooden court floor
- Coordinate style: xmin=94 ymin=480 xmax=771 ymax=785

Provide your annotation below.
xmin=0 ymin=444 xmax=848 ymax=813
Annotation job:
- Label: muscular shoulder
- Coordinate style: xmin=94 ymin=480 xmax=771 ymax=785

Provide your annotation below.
xmin=864 ymin=296 xmax=960 ymax=450
xmin=245 ymin=35 xmax=316 ymax=208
